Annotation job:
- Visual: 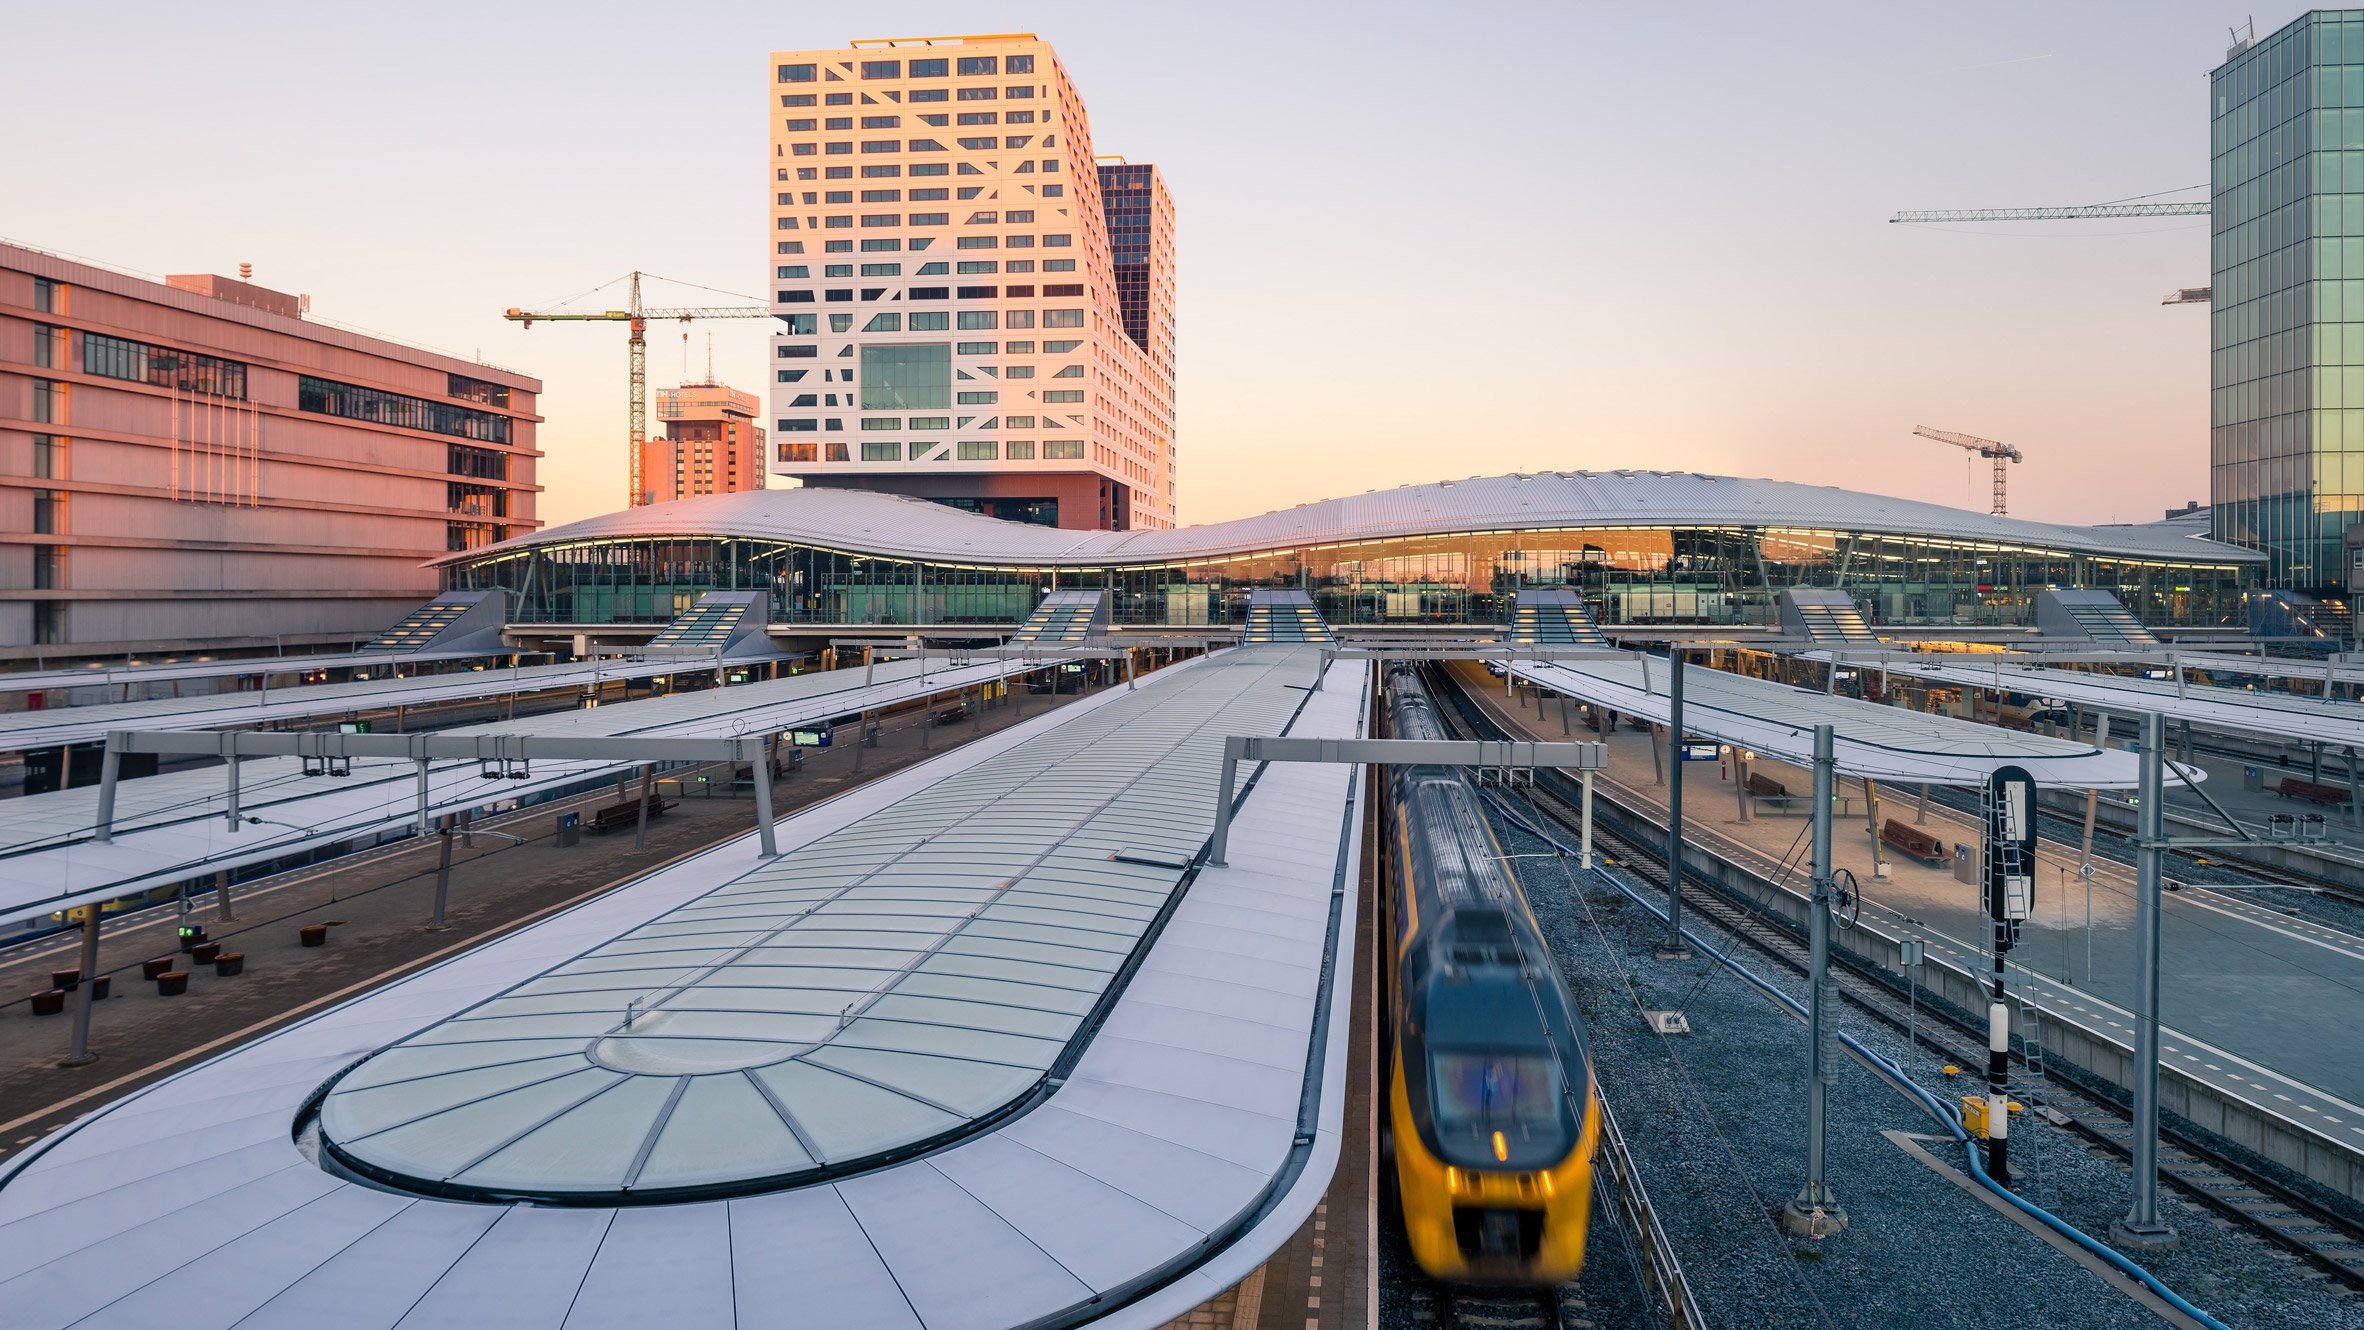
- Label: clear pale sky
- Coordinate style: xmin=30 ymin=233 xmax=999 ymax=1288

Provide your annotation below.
xmin=0 ymin=1 xmax=2316 ymax=529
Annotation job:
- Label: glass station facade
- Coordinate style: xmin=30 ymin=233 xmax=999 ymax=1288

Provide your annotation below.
xmin=441 ymin=524 xmax=2255 ymax=632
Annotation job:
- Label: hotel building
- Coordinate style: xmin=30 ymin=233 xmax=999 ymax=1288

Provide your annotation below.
xmin=652 ymin=381 xmax=767 ymax=505
xmin=0 ymin=242 xmax=541 ymax=659
xmin=765 ymin=33 xmax=1178 ymax=530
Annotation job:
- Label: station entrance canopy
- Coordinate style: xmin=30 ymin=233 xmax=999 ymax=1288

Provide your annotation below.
xmin=1508 ymin=589 xmax=1608 ymax=647
xmin=0 ymin=591 xmax=513 ymax=697
xmin=1508 ymin=656 xmax=2160 ymax=787
xmin=1241 ymin=589 xmax=1337 ymax=646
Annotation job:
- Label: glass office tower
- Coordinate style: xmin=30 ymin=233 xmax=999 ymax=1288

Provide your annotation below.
xmin=2212 ymin=11 xmax=2364 ymax=592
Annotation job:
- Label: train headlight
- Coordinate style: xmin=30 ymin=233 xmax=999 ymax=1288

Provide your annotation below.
xmin=1539 ymin=1171 xmax=1555 ymax=1197
xmin=1445 ymin=1167 xmax=1463 ymax=1194
xmin=1491 ymin=1130 xmax=1508 ymax=1162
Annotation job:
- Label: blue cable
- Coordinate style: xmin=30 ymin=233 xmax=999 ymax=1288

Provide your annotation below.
xmin=1477 ymin=790 xmax=2235 ymax=1330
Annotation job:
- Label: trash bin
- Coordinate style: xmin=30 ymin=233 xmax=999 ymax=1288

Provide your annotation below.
xmin=556 ymin=810 xmax=582 ymax=848
xmin=1952 ymin=843 xmax=1977 ymax=885
xmin=2244 ymin=765 xmax=2263 ymax=792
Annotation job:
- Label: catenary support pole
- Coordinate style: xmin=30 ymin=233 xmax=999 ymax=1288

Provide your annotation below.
xmin=1783 ymin=724 xmax=1846 ymax=1234
xmin=213 ymin=868 xmax=234 ymax=922
xmin=1661 ymin=651 xmax=1689 ymax=958
xmin=2113 ymin=711 xmax=2181 ymax=1250
xmin=1580 ymin=770 xmax=1594 ymax=870
xmin=223 ymin=755 xmax=242 ymax=831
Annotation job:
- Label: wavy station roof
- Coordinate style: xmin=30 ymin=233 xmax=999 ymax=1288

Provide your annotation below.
xmin=0 ymin=648 xmax=1372 ymax=1330
xmin=437 ymin=471 xmax=2260 ymax=571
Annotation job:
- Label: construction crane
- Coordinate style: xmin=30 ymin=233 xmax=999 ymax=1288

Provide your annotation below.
xmin=505 ymin=272 xmax=770 ymax=508
xmin=1913 ymin=426 xmax=2023 ymax=516
xmin=1890 ymin=195 xmax=2213 ymax=304
xmin=1890 ymin=202 xmax=2209 ymax=224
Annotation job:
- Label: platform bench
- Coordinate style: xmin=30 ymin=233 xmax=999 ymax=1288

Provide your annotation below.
xmin=2276 ymin=777 xmax=2349 ymax=807
xmin=1880 ymin=818 xmax=1947 ymax=865
xmin=592 ymin=798 xmax=675 ymax=833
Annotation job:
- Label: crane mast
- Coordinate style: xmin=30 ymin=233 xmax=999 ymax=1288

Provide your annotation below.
xmin=1912 ymin=425 xmax=2024 ymax=516
xmin=505 ymin=272 xmax=771 ymax=508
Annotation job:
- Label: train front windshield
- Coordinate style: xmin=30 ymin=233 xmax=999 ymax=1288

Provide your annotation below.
xmin=1431 ymin=1050 xmax=1572 ymax=1166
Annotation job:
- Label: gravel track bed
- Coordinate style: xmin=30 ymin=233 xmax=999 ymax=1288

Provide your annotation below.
xmin=1485 ymin=803 xmax=2364 ymax=1330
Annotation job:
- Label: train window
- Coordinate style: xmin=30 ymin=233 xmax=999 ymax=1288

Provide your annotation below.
xmin=1432 ymin=1052 xmax=1559 ymax=1128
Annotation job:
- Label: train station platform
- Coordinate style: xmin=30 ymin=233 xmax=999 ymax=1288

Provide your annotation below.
xmin=0 ymin=654 xmax=775 ymax=754
xmin=1464 ymin=664 xmax=2364 ymax=1200
xmin=0 ymin=656 xmax=1053 ymax=929
xmin=0 ymin=646 xmax=1373 ymax=1330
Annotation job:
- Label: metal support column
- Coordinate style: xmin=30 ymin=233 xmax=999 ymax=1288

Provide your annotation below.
xmin=213 ymin=868 xmax=234 ymax=922
xmin=753 ymin=741 xmax=779 ymax=859
xmin=62 ymin=906 xmax=100 ymax=1067
xmin=223 ymin=755 xmax=242 ymax=831
xmin=430 ymin=815 xmax=455 ymax=929
xmin=2113 ymin=711 xmax=2180 ymax=1250
xmin=1660 ymin=653 xmax=1689 ymax=959
xmin=633 ymin=765 xmax=654 ymax=853
xmin=1783 ymin=725 xmax=1846 ymax=1234
xmin=93 ymin=738 xmax=122 ymax=844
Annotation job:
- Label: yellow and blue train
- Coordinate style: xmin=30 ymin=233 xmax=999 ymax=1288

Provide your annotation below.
xmin=1382 ymin=665 xmax=1601 ymax=1285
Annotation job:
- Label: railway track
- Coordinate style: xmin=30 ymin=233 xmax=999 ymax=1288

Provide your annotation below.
xmin=1431 ymin=667 xmax=2364 ymax=1292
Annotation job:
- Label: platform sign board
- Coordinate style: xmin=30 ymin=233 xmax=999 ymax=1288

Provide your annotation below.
xmin=1678 ymin=740 xmax=1720 ymax=763
xmin=1983 ymin=764 xmax=2038 ymax=930
xmin=790 ymin=726 xmax=834 ymax=748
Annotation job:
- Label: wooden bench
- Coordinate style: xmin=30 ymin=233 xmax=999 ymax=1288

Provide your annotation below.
xmin=592 ymin=798 xmax=675 ymax=833
xmin=1880 ymin=818 xmax=1947 ymax=865
xmin=931 ymin=701 xmax=972 ymax=726
xmin=1745 ymin=772 xmax=1790 ymax=800
xmin=2276 ymin=777 xmax=2349 ymax=807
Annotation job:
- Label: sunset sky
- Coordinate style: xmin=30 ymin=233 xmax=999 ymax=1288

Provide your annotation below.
xmin=0 ymin=1 xmax=2299 ymax=530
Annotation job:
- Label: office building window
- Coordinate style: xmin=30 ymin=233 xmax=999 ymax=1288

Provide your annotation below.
xmin=958 ymin=441 xmax=998 ymax=460
xmin=1005 ymin=310 xmax=1035 ymax=329
xmin=31 ymin=379 xmax=60 ymax=423
xmin=32 ymin=278 xmax=60 ymax=312
xmin=908 ymin=312 xmax=950 ymax=331
xmin=1053 ymin=364 xmax=1084 ymax=378
xmin=956 ymin=390 xmax=997 ymax=404
xmin=861 ymin=442 xmax=901 ymax=461
xmin=448 ymin=374 xmax=511 ymax=407
xmin=1005 ymin=415 xmax=1036 ymax=428
xmin=909 ymin=416 xmax=949 ymax=429
xmin=32 ymin=490 xmax=66 ymax=534
xmin=860 ymin=60 xmax=900 ymax=78
xmin=957 ymin=55 xmax=997 ymax=75
xmin=956 ymin=311 xmax=998 ymax=330
xmin=83 ymin=333 xmax=249 ymax=397
xmin=1043 ymin=390 xmax=1083 ymax=403
xmin=1044 ymin=440 xmax=1083 ymax=459
xmin=859 ymin=342 xmax=952 ymax=409
xmin=1006 ymin=54 xmax=1035 ymax=73
xmin=1044 ymin=309 xmax=1084 ymax=328
xmin=910 ymin=57 xmax=947 ymax=77
xmin=1006 ymin=441 xmax=1036 ymax=459
xmin=780 ymin=63 xmax=817 ymax=82
xmin=31 ymin=434 xmax=65 ymax=479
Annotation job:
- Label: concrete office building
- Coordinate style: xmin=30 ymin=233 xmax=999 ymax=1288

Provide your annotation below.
xmin=2212 ymin=10 xmax=2364 ymax=591
xmin=0 ymin=242 xmax=541 ymax=660
xmin=766 ymin=33 xmax=1178 ymax=530
xmin=652 ymin=381 xmax=767 ymax=505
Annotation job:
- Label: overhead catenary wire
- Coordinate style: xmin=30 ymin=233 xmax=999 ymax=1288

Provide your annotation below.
xmin=1479 ymin=788 xmax=2238 ymax=1330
